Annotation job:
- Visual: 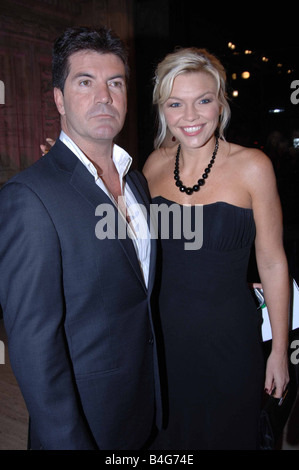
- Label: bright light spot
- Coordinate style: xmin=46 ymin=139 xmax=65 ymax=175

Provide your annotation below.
xmin=241 ymin=71 xmax=250 ymax=79
xmin=269 ymin=108 xmax=285 ymax=113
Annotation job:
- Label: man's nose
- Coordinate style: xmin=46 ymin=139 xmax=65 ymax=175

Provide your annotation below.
xmin=95 ymin=84 xmax=112 ymax=104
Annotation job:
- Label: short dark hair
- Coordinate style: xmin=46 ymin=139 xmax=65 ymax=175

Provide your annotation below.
xmin=52 ymin=26 xmax=129 ymax=92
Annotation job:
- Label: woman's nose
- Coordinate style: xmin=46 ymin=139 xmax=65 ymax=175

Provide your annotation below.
xmin=184 ymin=103 xmax=198 ymax=121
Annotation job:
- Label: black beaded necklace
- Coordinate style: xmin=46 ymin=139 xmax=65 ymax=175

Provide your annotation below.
xmin=174 ymin=136 xmax=219 ymax=195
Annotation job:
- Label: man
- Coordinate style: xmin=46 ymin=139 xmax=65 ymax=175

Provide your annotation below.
xmin=0 ymin=26 xmax=161 ymax=450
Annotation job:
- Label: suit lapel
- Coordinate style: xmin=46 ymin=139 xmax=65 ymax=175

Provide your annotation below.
xmin=126 ymin=171 xmax=157 ymax=294
xmin=50 ymin=141 xmax=148 ymax=291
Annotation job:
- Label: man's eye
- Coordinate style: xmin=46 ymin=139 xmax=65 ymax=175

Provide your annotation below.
xmin=109 ymin=81 xmax=123 ymax=88
xmin=79 ymin=80 xmax=91 ymax=86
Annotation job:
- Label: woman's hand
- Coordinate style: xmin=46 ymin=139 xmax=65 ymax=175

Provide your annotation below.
xmin=40 ymin=138 xmax=56 ymax=155
xmin=264 ymin=349 xmax=289 ymax=398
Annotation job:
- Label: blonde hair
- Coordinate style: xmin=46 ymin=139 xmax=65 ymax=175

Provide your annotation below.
xmin=153 ymin=47 xmax=231 ymax=149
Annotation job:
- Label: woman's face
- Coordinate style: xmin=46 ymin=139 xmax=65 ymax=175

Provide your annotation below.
xmin=162 ymin=71 xmax=221 ymax=150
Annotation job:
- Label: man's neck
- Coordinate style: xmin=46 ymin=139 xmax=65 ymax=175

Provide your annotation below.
xmin=79 ymin=140 xmax=122 ymax=200
xmin=62 ymin=129 xmax=113 ymax=167
xmin=62 ymin=130 xmax=122 ymax=198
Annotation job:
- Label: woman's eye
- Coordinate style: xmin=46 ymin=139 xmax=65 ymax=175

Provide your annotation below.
xmin=169 ymin=102 xmax=180 ymax=108
xmin=200 ymin=98 xmax=212 ymax=104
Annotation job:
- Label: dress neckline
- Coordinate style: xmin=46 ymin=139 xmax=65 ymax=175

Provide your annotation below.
xmin=152 ymin=195 xmax=253 ymax=212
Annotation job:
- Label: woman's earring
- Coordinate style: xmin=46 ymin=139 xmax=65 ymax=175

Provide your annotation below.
xmin=172 ymin=136 xmax=176 ymax=142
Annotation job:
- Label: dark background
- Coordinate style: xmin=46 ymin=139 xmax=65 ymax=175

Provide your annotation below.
xmin=134 ymin=1 xmax=299 ymax=161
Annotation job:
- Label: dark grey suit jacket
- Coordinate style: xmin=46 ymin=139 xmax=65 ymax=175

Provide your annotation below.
xmin=0 ymin=140 xmax=161 ymax=449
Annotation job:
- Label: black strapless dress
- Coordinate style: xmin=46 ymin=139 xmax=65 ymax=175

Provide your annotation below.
xmin=151 ymin=196 xmax=265 ymax=450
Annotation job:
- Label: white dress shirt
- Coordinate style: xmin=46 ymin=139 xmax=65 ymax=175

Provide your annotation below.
xmin=59 ymin=131 xmax=150 ymax=287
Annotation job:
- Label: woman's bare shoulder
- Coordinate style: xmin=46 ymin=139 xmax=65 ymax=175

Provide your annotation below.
xmin=228 ymin=142 xmax=273 ymax=174
xmin=143 ymin=146 xmax=176 ymax=179
xmin=227 ymin=142 xmax=277 ymax=205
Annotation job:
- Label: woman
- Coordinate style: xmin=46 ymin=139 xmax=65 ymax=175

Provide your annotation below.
xmin=143 ymin=47 xmax=290 ymax=449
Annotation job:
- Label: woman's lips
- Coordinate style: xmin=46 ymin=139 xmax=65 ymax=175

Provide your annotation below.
xmin=181 ymin=124 xmax=204 ymax=135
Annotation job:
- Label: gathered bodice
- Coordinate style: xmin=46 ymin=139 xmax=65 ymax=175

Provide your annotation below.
xmin=152 ymin=196 xmax=257 ymax=304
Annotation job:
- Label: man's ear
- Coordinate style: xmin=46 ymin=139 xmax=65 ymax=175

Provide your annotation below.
xmin=54 ymin=87 xmax=65 ymax=115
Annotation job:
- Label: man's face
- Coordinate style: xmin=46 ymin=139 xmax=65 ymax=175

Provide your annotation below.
xmin=54 ymin=50 xmax=127 ymax=147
